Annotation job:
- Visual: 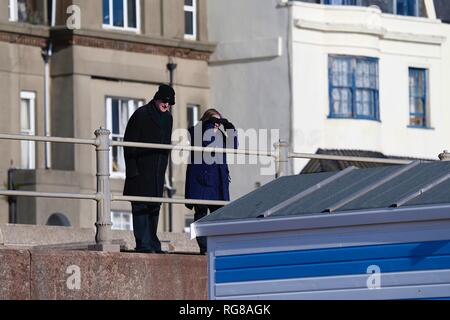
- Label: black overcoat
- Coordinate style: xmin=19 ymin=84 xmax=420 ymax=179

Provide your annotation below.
xmin=122 ymin=101 xmax=173 ymax=206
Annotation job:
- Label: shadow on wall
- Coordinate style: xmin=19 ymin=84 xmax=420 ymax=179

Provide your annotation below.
xmin=46 ymin=213 xmax=71 ymax=227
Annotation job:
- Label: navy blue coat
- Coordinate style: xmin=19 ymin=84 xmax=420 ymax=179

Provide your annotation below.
xmin=185 ymin=121 xmax=238 ymax=209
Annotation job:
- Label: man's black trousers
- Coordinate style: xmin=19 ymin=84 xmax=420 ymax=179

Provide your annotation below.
xmin=132 ymin=203 xmax=162 ymax=253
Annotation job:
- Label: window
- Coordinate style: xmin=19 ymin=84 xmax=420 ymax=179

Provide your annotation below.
xmin=187 ymin=104 xmax=199 ymax=128
xmin=323 ymin=0 xmax=359 ymax=5
xmin=106 ymin=97 xmax=144 ymax=177
xmin=184 ymin=0 xmax=197 ymax=40
xmin=395 ymin=0 xmax=419 ymax=16
xmin=329 ymin=55 xmax=379 ymax=120
xmin=20 ymin=91 xmax=36 ymax=169
xmin=409 ymin=68 xmax=428 ymax=128
xmin=103 ymin=0 xmax=140 ymax=32
xmin=319 ymin=0 xmax=420 ymax=17
xmin=9 ymin=0 xmax=43 ymax=23
xmin=111 ymin=211 xmax=133 ymax=230
xmin=8 ymin=0 xmax=17 ymax=21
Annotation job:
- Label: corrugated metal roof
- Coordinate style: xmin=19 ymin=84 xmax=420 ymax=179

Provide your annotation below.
xmin=199 ymin=161 xmax=450 ymax=223
xmin=300 ymin=149 xmax=434 ymax=174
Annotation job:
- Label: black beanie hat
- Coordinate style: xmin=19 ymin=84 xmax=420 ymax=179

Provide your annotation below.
xmin=154 ymin=84 xmax=176 ymax=105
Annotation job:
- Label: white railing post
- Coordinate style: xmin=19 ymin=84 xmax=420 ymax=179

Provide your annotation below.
xmin=89 ymin=127 xmax=120 ymax=252
xmin=275 ymin=140 xmax=289 ymax=178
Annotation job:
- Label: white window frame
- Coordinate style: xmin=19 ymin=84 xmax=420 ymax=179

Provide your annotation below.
xmin=184 ymin=0 xmax=197 ymax=40
xmin=9 ymin=0 xmax=18 ymax=21
xmin=187 ymin=104 xmax=199 ymax=127
xmin=106 ymin=97 xmax=144 ymax=179
xmin=20 ymin=91 xmax=36 ymax=170
xmin=111 ymin=211 xmax=133 ymax=231
xmin=103 ymin=0 xmax=141 ymax=33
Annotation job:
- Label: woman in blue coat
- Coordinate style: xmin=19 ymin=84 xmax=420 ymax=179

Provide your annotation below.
xmin=185 ymin=109 xmax=238 ymax=254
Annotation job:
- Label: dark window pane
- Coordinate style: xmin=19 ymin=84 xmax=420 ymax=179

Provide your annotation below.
xmin=103 ymin=0 xmax=110 ymax=24
xmin=185 ymin=11 xmax=193 ymax=35
xmin=113 ymin=0 xmax=124 ymax=27
xmin=127 ymin=0 xmax=137 ymax=28
xmin=185 ymin=0 xmax=193 ymax=6
xmin=409 ymin=68 xmax=427 ymax=127
xmin=325 ymin=0 xmax=357 ymax=4
xmin=397 ymin=0 xmax=417 ymax=16
xmin=112 ymin=99 xmax=119 ymax=134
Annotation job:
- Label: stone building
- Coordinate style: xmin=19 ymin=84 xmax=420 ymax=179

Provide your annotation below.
xmin=0 ymin=0 xmax=215 ymax=233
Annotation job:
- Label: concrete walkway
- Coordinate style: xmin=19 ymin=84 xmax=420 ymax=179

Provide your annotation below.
xmin=0 ymin=224 xmax=200 ymax=253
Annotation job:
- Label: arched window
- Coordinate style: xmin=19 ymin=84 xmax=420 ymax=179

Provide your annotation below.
xmin=46 ymin=213 xmax=71 ymax=227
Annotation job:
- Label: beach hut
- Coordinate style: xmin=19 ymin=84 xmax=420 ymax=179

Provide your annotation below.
xmin=191 ymin=159 xmax=450 ymax=300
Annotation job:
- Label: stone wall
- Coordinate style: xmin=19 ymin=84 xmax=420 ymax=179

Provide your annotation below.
xmin=0 ymin=248 xmax=207 ymax=300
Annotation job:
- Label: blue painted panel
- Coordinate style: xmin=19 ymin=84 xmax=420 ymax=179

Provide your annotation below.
xmin=215 ymin=240 xmax=450 ymax=284
xmin=216 ymin=255 xmax=450 ymax=284
xmin=216 ymin=240 xmax=450 ymax=270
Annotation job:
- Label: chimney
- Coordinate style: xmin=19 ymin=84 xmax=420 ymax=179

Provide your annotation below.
xmin=439 ymin=150 xmax=450 ymax=161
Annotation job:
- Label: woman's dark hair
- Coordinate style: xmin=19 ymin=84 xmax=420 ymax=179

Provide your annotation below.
xmin=200 ymin=108 xmax=222 ymax=122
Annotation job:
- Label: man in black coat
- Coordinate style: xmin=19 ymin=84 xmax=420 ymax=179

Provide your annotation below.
xmin=123 ymin=84 xmax=175 ymax=253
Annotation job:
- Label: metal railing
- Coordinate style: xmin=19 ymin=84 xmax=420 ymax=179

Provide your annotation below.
xmin=0 ymin=128 xmax=415 ymax=251
xmin=0 ymin=128 xmax=279 ymax=251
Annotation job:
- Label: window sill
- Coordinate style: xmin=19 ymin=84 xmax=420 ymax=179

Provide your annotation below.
xmin=407 ymin=125 xmax=435 ymax=130
xmin=184 ymin=35 xmax=197 ymax=41
xmin=327 ymin=116 xmax=381 ymax=123
xmin=102 ymin=24 xmax=140 ymax=34
xmin=111 ymin=174 xmax=126 ymax=180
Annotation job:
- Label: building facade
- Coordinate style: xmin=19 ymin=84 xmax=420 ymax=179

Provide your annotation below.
xmin=208 ymin=0 xmax=450 ymax=198
xmin=0 ymin=0 xmax=215 ymax=233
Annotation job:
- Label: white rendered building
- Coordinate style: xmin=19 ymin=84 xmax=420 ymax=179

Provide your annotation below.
xmin=208 ymin=0 xmax=450 ymax=198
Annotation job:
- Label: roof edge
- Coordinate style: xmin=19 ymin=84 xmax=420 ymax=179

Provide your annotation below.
xmin=191 ymin=204 xmax=450 ymax=238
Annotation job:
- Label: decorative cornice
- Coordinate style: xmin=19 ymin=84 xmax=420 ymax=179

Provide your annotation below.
xmin=294 ymin=19 xmax=446 ymax=45
xmin=0 ymin=24 xmax=215 ymax=61
xmin=0 ymin=30 xmax=47 ymax=47
xmin=64 ymin=34 xmax=211 ymax=61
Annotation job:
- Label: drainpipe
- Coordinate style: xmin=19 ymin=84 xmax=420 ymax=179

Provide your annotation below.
xmin=43 ymin=0 xmax=56 ymax=169
xmin=166 ymin=61 xmax=177 ymax=232
xmin=7 ymin=168 xmax=17 ymax=224
xmin=287 ymin=2 xmax=294 ymax=175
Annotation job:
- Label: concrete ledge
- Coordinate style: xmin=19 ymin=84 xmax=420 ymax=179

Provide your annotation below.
xmin=0 ymin=249 xmax=30 ymax=300
xmin=29 ymin=250 xmax=207 ymax=300
xmin=0 ymin=248 xmax=207 ymax=300
xmin=0 ymin=224 xmax=200 ymax=253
